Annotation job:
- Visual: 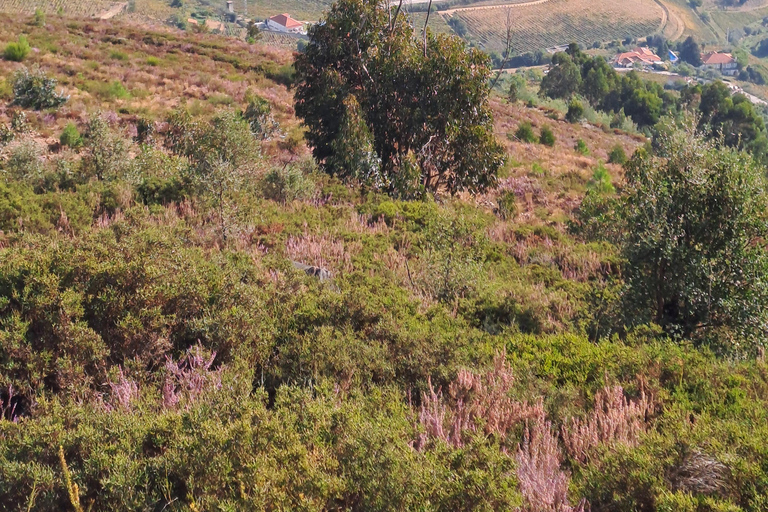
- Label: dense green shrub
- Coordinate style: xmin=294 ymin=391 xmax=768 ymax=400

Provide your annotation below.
xmin=261 ymin=165 xmax=315 ymax=203
xmin=82 ymin=115 xmax=128 ymax=180
xmin=3 ymin=35 xmax=30 ymax=62
xmin=539 ymin=126 xmax=556 ymax=146
xmin=587 ymin=163 xmax=615 ymax=195
xmin=514 ymin=121 xmax=537 ymax=143
xmin=59 ymin=122 xmax=82 ymax=148
xmin=620 ymin=118 xmax=768 ymax=352
xmin=607 ymin=143 xmax=627 ymax=164
xmin=575 ymin=138 xmax=589 ymax=155
xmin=10 ymin=66 xmax=68 ymax=110
xmin=566 ymin=98 xmax=585 ymax=123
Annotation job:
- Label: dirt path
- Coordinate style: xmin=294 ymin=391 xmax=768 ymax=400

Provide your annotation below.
xmin=94 ymin=2 xmax=127 ymax=20
xmin=653 ymin=0 xmax=685 ymax=40
xmin=441 ymin=0 xmax=551 ymax=17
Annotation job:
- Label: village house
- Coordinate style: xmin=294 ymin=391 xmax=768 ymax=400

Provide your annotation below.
xmin=266 ymin=13 xmax=305 ymax=34
xmin=613 ymin=47 xmax=662 ymax=68
xmin=700 ymin=51 xmax=738 ymax=76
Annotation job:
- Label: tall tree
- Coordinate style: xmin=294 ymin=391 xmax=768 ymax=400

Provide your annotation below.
xmin=294 ymin=0 xmax=504 ymax=197
xmin=679 ymin=36 xmax=703 ymax=67
xmin=539 ymin=52 xmax=582 ymax=99
xmin=619 ymin=116 xmax=768 ymax=352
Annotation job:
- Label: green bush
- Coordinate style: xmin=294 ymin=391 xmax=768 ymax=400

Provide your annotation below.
xmin=575 ymin=138 xmax=589 ymax=155
xmin=608 ymin=144 xmax=628 ymax=164
xmin=514 ymin=121 xmax=537 ymax=143
xmin=587 ymin=163 xmax=615 ymax=195
xmin=496 ymin=190 xmax=518 ymax=219
xmin=59 ymin=122 xmax=82 ymax=148
xmin=261 ymin=165 xmax=315 ymax=203
xmin=104 ymin=80 xmax=130 ymax=100
xmin=33 ymin=8 xmax=46 ymax=26
xmin=566 ymin=99 xmax=584 ymax=123
xmin=10 ymin=66 xmax=67 ymax=110
xmin=3 ymin=35 xmax=30 ymax=62
xmin=539 ymin=126 xmax=556 ymax=146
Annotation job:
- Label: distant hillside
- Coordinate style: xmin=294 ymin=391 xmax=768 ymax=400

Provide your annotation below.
xmin=0 ymin=0 xmax=736 ymax=53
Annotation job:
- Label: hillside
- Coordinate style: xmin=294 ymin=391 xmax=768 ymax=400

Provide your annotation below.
xmin=2 ymin=8 xmax=768 ymax=512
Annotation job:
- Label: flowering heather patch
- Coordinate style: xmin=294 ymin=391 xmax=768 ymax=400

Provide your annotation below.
xmin=162 ymin=345 xmax=223 ymax=410
xmin=105 ymin=368 xmax=138 ymax=411
xmin=416 ymin=351 xmax=542 ymax=449
xmin=562 ymin=385 xmax=653 ymax=463
xmin=516 ymin=413 xmax=579 ymax=512
xmin=285 ymin=233 xmax=357 ymax=273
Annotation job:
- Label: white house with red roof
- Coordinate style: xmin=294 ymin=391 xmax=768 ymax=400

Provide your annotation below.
xmin=266 ymin=13 xmax=305 ymax=34
xmin=700 ymin=52 xmax=738 ymax=76
xmin=613 ymin=47 xmax=662 ymax=68
xmin=613 ymin=48 xmax=662 ymax=68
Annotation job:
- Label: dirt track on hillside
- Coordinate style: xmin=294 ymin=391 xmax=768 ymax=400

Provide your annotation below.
xmin=441 ymin=0 xmax=551 ymax=16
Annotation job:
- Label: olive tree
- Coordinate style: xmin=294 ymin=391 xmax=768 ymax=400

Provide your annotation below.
xmin=294 ymin=0 xmax=504 ymax=197
xmin=620 ymin=116 xmax=768 ymax=353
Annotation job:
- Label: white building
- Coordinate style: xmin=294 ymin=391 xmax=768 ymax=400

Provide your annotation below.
xmin=266 ymin=13 xmax=304 ymax=34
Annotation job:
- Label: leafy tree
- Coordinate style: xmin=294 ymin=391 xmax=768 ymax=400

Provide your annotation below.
xmin=580 ymin=60 xmax=611 ymax=105
xmin=566 ymin=99 xmax=584 ymax=123
xmin=587 ymin=163 xmax=614 ymax=195
xmin=507 ymin=74 xmax=525 ymax=103
xmin=753 ymin=37 xmax=768 ymax=58
xmin=3 ymin=35 xmax=30 ymax=62
xmin=243 ymin=93 xmax=278 ymax=140
xmin=698 ymin=81 xmax=767 ymax=153
xmin=247 ymin=20 xmax=262 ymax=42
xmin=539 ymin=52 xmax=582 ymax=99
xmin=679 ymin=36 xmax=703 ymax=67
xmin=325 ymin=95 xmax=382 ymax=187
xmin=167 ymin=109 xmax=262 ymax=240
xmin=620 ymin=117 xmax=768 ymax=351
xmin=33 ymin=9 xmax=46 ymax=27
xmin=294 ymin=0 xmax=504 ymax=197
xmin=82 ymin=114 xmax=128 ymax=180
xmin=10 ymin=67 xmax=67 ymax=110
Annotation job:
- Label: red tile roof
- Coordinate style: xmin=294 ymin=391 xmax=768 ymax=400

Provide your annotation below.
xmin=614 ymin=48 xmax=661 ymax=65
xmin=701 ymin=52 xmax=735 ymax=65
xmin=268 ymin=13 xmax=302 ymax=29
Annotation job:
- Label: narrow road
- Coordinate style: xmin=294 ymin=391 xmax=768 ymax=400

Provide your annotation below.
xmin=441 ymin=0 xmax=551 ymax=17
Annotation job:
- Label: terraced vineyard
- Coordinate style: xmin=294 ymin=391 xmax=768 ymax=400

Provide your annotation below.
xmin=449 ymin=0 xmax=665 ymax=52
xmin=0 ymin=0 xmax=113 ymax=16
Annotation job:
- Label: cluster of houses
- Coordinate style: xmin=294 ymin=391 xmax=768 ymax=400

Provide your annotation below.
xmin=613 ymin=46 xmax=739 ymax=76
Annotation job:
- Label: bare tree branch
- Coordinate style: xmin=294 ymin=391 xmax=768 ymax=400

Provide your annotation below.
xmin=391 ymin=0 xmax=404 ymax=34
xmin=423 ymin=0 xmax=433 ymax=57
xmin=489 ymin=7 xmax=514 ymax=90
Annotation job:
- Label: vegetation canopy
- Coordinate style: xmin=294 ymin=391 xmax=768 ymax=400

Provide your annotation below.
xmin=620 ymin=117 xmax=768 ymax=352
xmin=294 ymin=0 xmax=504 ymax=197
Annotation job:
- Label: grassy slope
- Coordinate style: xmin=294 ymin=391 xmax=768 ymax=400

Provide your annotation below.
xmin=0 ymin=14 xmax=300 ymax=160
xmin=4 ymin=13 xmax=768 ymax=512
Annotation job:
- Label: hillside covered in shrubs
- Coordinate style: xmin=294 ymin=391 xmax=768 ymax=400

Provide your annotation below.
xmin=2 ymin=5 xmax=768 ymax=512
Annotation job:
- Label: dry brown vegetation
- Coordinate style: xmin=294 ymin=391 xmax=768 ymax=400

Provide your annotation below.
xmin=0 ymin=14 xmax=301 ymax=160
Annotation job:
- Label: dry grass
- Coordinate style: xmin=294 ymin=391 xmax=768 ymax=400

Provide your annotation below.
xmin=487 ymin=98 xmax=642 ymax=222
xmin=285 ymin=233 xmax=360 ymax=273
xmin=0 ymin=15 xmax=298 ymax=158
